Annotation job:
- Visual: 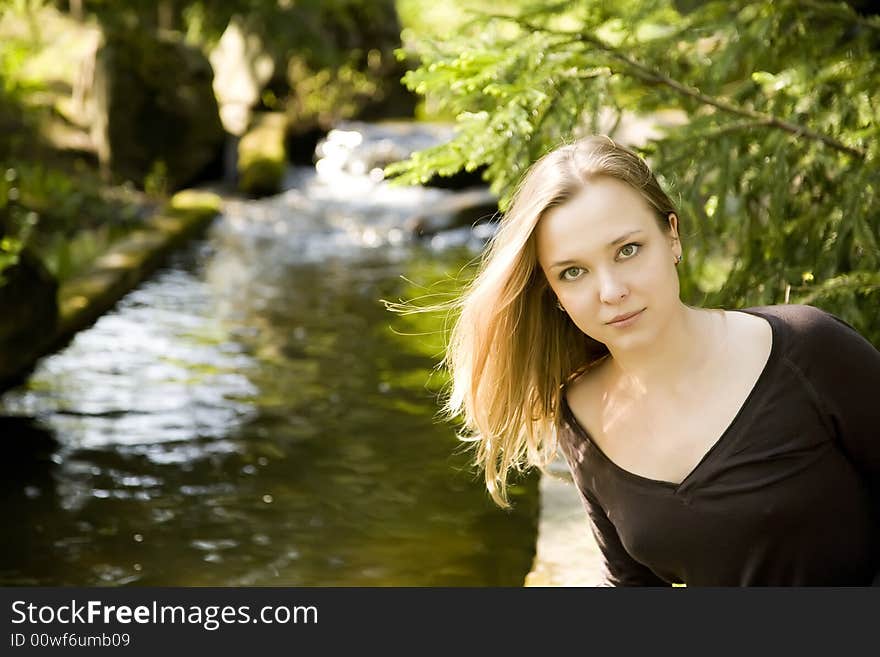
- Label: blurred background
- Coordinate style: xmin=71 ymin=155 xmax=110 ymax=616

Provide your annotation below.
xmin=0 ymin=0 xmax=877 ymax=585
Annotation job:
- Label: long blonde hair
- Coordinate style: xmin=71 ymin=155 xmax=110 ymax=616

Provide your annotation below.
xmin=406 ymin=135 xmax=681 ymax=507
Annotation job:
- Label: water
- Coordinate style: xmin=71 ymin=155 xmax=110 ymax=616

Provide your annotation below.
xmin=0 ymin=122 xmax=539 ymax=586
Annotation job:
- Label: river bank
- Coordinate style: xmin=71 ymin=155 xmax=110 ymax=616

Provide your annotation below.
xmin=0 ymin=190 xmax=221 ymax=392
xmin=524 ymin=456 xmax=604 ymax=586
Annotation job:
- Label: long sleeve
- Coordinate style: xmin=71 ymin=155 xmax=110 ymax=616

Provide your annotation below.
xmin=577 ymin=484 xmax=670 ymax=587
xmin=792 ymin=306 xmax=880 ymax=503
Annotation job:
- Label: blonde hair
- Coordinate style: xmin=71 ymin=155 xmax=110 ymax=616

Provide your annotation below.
xmin=404 ymin=135 xmax=681 ymax=507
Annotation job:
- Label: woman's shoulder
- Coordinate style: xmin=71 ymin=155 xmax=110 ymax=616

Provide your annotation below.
xmin=740 ymin=303 xmax=860 ymax=341
xmin=742 ymin=303 xmax=877 ymax=364
xmin=741 ymin=302 xmax=834 ymax=325
xmin=561 ymin=356 xmax=612 ymax=430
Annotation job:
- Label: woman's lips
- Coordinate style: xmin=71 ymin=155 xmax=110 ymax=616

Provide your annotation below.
xmin=606 ymin=308 xmax=645 ymax=327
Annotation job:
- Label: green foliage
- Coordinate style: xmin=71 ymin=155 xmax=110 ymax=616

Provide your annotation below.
xmin=0 ymin=0 xmax=407 ymax=287
xmin=387 ymin=0 xmax=880 ymax=343
xmin=0 ymin=17 xmax=44 ymax=282
xmin=83 ymin=0 xmax=403 ymax=71
xmin=284 ymin=55 xmax=382 ymax=127
xmin=144 ymin=160 xmax=169 ymax=198
xmin=0 ymin=166 xmax=37 ymax=283
xmin=57 ymin=0 xmax=408 ymax=133
xmin=0 ymin=158 xmax=146 ymax=282
xmin=0 ymin=5 xmax=145 ymax=284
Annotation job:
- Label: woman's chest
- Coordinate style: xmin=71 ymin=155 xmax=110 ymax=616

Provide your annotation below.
xmin=591 ymin=433 xmax=875 ymax=585
xmin=587 ymin=352 xmax=771 ymax=486
xmin=565 ymin=372 xmax=874 ymax=583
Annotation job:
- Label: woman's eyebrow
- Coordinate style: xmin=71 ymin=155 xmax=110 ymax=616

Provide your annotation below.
xmin=608 ymin=229 xmax=644 ymax=246
xmin=549 ymin=229 xmax=645 ymax=269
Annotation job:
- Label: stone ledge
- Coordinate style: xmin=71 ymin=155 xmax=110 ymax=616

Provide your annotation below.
xmin=524 ymin=456 xmax=606 ymax=587
xmin=0 ymin=190 xmax=221 ymax=392
xmin=56 ymin=190 xmax=221 ymax=340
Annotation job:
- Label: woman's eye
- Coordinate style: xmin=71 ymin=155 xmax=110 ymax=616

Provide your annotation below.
xmin=618 ymin=243 xmax=641 ymax=259
xmin=561 ymin=267 xmax=583 ymax=281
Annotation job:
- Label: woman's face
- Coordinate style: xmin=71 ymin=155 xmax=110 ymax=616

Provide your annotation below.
xmin=535 ymin=176 xmax=682 ymax=351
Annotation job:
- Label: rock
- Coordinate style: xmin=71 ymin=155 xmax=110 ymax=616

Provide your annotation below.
xmin=524 ymin=456 xmax=605 ymax=586
xmin=238 ymin=112 xmax=287 ymax=197
xmin=286 ymin=126 xmax=327 ymax=166
xmin=0 ymin=250 xmax=59 ymax=388
xmin=90 ymin=30 xmax=225 ymax=191
xmin=0 ymin=416 xmax=58 ymax=466
xmin=404 ymin=188 xmax=499 ymax=238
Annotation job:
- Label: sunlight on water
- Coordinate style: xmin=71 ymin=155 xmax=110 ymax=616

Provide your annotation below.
xmin=0 ymin=122 xmax=536 ymax=587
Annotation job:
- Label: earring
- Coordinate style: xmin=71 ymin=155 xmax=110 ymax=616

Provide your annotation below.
xmin=674 ymin=254 xmax=683 ymax=266
xmin=556 ymin=300 xmax=566 ymax=311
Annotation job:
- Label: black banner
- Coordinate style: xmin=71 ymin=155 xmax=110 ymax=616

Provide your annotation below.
xmin=1 ymin=587 xmax=875 ymax=654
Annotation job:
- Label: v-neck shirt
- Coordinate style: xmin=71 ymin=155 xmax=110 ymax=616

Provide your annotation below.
xmin=557 ymin=304 xmax=880 ymax=586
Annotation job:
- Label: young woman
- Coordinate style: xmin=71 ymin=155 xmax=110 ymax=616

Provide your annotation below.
xmin=439 ymin=135 xmax=880 ymax=586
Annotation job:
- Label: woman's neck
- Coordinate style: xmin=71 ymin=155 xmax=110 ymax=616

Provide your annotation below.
xmin=605 ymin=304 xmax=727 ymax=400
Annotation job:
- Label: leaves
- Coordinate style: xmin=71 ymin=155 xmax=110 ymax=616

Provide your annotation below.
xmin=389 ymin=0 xmax=880 ymax=344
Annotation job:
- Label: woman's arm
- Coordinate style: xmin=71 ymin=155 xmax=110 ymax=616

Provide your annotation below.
xmin=796 ymin=306 xmax=880 ymax=500
xmin=577 ymin=485 xmax=671 ymax=587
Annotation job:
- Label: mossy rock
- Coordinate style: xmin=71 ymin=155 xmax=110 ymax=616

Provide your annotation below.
xmin=0 ymin=250 xmax=58 ymax=386
xmin=169 ymin=189 xmax=223 ymax=220
xmin=91 ymin=30 xmax=225 ymax=191
xmin=238 ymin=112 xmax=287 ymax=197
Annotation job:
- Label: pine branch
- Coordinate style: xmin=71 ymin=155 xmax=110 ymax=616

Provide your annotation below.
xmin=486 ymin=15 xmax=867 ymax=160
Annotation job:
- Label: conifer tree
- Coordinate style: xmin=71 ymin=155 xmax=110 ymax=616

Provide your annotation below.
xmin=387 ymin=0 xmax=880 ymax=342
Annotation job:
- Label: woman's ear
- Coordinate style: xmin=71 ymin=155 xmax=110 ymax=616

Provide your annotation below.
xmin=667 ymin=212 xmax=680 ymax=242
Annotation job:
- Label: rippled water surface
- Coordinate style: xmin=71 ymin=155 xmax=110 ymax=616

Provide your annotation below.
xmin=0 ymin=126 xmax=539 ymax=586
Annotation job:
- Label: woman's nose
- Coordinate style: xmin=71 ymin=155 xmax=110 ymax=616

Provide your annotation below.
xmin=597 ymin=270 xmax=628 ymax=304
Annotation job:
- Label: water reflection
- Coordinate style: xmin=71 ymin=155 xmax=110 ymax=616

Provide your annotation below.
xmin=0 ymin=132 xmax=537 ymax=584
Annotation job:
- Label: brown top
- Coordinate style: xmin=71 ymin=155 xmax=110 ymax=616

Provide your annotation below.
xmin=558 ymin=304 xmax=880 ymax=586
